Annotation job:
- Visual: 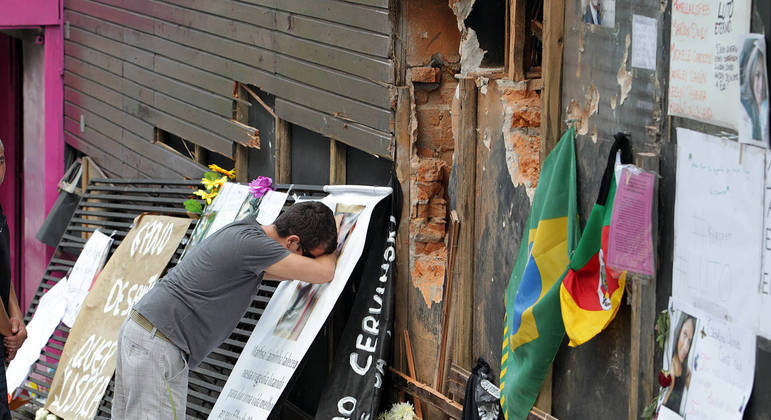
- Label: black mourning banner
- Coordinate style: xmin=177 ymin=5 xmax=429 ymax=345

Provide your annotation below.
xmin=315 ymin=181 xmax=402 ymax=420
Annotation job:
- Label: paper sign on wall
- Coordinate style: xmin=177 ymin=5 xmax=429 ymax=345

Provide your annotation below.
xmin=62 ymin=230 xmax=113 ymax=327
xmin=45 ymin=216 xmax=190 ymax=420
xmin=668 ymin=0 xmax=750 ymax=128
xmin=673 ymin=128 xmax=764 ymax=329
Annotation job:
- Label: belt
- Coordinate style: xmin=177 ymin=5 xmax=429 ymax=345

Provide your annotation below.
xmin=129 ymin=309 xmax=172 ymax=343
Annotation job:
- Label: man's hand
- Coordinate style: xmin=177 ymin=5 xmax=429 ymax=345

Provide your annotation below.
xmin=4 ymin=318 xmax=27 ymax=362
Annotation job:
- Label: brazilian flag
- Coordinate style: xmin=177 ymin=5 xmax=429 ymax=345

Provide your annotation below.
xmin=500 ymin=127 xmax=579 ymax=420
xmin=560 ymin=133 xmax=632 ymax=346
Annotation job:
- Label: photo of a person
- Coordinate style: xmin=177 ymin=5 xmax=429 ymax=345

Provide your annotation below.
xmin=334 ymin=203 xmax=365 ymax=254
xmin=581 ymin=0 xmax=614 ymax=28
xmin=661 ymin=312 xmax=697 ymax=415
xmin=738 ymin=35 xmax=769 ymax=146
xmin=273 ymin=282 xmax=324 ymax=341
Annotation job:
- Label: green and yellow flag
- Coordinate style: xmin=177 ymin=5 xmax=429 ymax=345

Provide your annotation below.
xmin=500 ymin=127 xmax=579 ymax=420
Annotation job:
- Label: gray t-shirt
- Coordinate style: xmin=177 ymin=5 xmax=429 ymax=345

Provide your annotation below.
xmin=135 ymin=218 xmax=289 ymax=368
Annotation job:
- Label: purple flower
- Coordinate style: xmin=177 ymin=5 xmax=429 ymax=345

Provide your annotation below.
xmin=249 ymin=176 xmax=273 ymax=199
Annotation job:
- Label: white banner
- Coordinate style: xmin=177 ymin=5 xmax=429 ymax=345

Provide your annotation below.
xmin=209 ymin=186 xmax=391 ymax=420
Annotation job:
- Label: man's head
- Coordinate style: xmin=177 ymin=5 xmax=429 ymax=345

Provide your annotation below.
xmin=274 ymin=201 xmax=337 ymax=257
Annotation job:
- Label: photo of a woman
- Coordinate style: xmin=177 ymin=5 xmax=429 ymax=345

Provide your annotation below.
xmin=738 ymin=35 xmax=769 ymax=146
xmin=661 ymin=313 xmax=697 ymax=415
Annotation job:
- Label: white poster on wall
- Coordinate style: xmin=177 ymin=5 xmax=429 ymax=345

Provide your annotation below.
xmin=209 ymin=186 xmax=391 ymax=420
xmin=760 ymin=150 xmax=771 ymax=339
xmin=668 ymin=0 xmax=751 ymax=128
xmin=673 ymin=128 xmax=764 ymax=329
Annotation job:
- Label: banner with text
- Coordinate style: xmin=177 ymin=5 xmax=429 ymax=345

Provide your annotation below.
xmin=209 ymin=186 xmax=392 ymax=420
xmin=314 ymin=185 xmax=400 ymax=420
xmin=45 ymin=215 xmax=191 ymax=420
xmin=668 ymin=0 xmax=750 ymax=128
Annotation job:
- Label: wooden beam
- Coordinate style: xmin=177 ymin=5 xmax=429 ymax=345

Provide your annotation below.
xmin=275 ymin=118 xmax=291 ymax=183
xmin=234 ymin=84 xmax=249 ymax=182
xmin=628 ymin=153 xmax=659 ymax=420
xmin=535 ymin=365 xmax=553 ymax=413
xmin=403 ymin=331 xmax=424 ymax=418
xmin=394 ymin=86 xmax=412 ymax=375
xmin=508 ymin=0 xmax=526 ymax=81
xmin=436 ymin=211 xmax=460 ymax=391
xmin=540 ymin=0 xmax=565 ymax=161
xmin=452 ymin=77 xmax=477 ymax=371
xmin=329 ymin=139 xmax=347 ymax=184
xmin=390 ymin=369 xmax=463 ymax=419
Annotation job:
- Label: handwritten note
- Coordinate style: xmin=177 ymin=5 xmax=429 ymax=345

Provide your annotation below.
xmin=760 ymin=150 xmax=771 ymax=339
xmin=657 ymin=299 xmax=755 ymax=420
xmin=632 ymin=14 xmax=657 ymax=70
xmin=62 ymin=231 xmax=113 ymax=327
xmin=256 ymin=190 xmax=288 ymax=225
xmin=673 ymin=128 xmax=764 ymax=328
xmin=607 ymin=166 xmax=656 ymax=275
xmin=668 ymin=0 xmax=750 ymax=127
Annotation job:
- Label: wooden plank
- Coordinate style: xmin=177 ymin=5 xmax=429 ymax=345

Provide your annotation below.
xmin=276 ymin=0 xmax=391 ymax=34
xmin=275 ymin=11 xmax=391 ymax=58
xmin=452 ymin=77 xmax=477 ymax=371
xmin=275 ymin=98 xmax=392 ymax=159
xmin=275 ymin=119 xmax=291 ymax=183
xmin=153 ymin=56 xmax=233 ymax=97
xmin=328 ymin=139 xmax=346 ymax=184
xmin=63 ymin=130 xmax=147 ymax=180
xmin=122 ymin=131 xmax=206 ymax=178
xmin=64 ymin=40 xmax=122 ymax=74
xmin=234 ymin=83 xmax=250 ymax=183
xmin=123 ymin=97 xmax=234 ymax=157
xmin=508 ymin=0 xmax=526 ymax=81
xmin=403 ymin=331 xmax=424 ymax=418
xmin=159 ymin=0 xmax=274 ymax=29
xmin=64 ymin=101 xmax=122 ymax=141
xmin=123 ymin=62 xmax=233 ymax=117
xmin=394 ymin=87 xmax=411 ymax=376
xmin=389 ymin=369 xmax=463 ymax=419
xmin=274 ymin=32 xmax=394 ymax=84
xmin=67 ymin=25 xmax=153 ymax=68
xmin=535 ymin=366 xmax=553 ymax=413
xmin=331 ymin=0 xmax=388 ymax=8
xmin=64 ymin=115 xmax=181 ymax=179
xmin=436 ymin=211 xmax=460 ymax=391
xmin=64 ymin=70 xmax=122 ymax=107
xmin=628 ymin=153 xmax=659 ymax=420
xmin=541 ymin=0 xmax=565 ymax=160
xmin=276 ymin=54 xmax=392 ymax=109
xmin=65 ymin=87 xmax=155 ymax=140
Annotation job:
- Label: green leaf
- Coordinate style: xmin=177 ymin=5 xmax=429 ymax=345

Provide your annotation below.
xmin=203 ymin=171 xmax=220 ymax=181
xmin=184 ymin=198 xmax=203 ymax=214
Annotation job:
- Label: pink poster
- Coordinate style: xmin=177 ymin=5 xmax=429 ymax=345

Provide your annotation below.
xmin=607 ymin=166 xmax=656 ymax=276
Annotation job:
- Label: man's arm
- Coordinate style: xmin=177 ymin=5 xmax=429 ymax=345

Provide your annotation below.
xmin=4 ymin=283 xmax=27 ymax=361
xmin=264 ymin=252 xmax=337 ymax=284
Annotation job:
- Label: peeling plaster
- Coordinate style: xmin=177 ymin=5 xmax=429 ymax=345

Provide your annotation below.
xmin=566 ymin=84 xmax=600 ymax=136
xmin=412 ymin=252 xmax=445 ymax=308
xmin=611 ymin=94 xmax=618 ymax=110
xmin=476 ymin=76 xmax=489 ymax=95
xmin=449 ymin=0 xmax=486 ymax=73
xmin=576 ymin=26 xmax=585 ymax=80
xmin=498 ymin=80 xmax=541 ymax=201
xmin=483 ymin=127 xmax=491 ymax=149
xmin=617 ymin=34 xmax=633 ymax=106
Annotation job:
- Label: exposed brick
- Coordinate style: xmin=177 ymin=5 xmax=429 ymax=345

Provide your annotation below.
xmin=410 ymin=253 xmax=446 ymax=307
xmin=412 ymin=217 xmax=445 ymax=242
xmin=414 ymin=89 xmax=430 ymax=105
xmin=422 ymin=241 xmax=446 ymax=254
xmin=426 ymin=198 xmax=446 ymax=219
xmin=417 ymin=158 xmax=444 ymax=182
xmin=415 ymin=181 xmax=444 ymax=201
xmin=411 ymin=66 xmax=441 ymax=83
xmin=510 ymin=108 xmax=542 ymax=128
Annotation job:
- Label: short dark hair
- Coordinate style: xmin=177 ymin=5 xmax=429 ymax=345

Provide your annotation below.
xmin=274 ymin=201 xmax=337 ymax=255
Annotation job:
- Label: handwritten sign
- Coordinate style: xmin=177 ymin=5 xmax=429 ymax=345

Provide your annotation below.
xmin=209 ymin=187 xmax=392 ymax=419
xmin=673 ymin=128 xmax=764 ymax=329
xmin=607 ymin=165 xmax=656 ymax=275
xmin=63 ymin=231 xmax=113 ymax=327
xmin=45 ymin=216 xmax=190 ymax=420
xmin=668 ymin=0 xmax=750 ymax=127
xmin=760 ymin=150 xmax=771 ymax=339
xmin=657 ymin=299 xmax=755 ymax=420
xmin=632 ymin=14 xmax=658 ymax=71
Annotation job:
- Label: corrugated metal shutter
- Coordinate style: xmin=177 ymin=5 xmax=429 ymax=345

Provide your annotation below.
xmin=62 ymin=0 xmax=395 ymax=177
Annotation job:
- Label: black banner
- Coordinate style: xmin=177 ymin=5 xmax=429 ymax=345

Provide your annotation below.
xmin=315 ymin=181 xmax=402 ymax=420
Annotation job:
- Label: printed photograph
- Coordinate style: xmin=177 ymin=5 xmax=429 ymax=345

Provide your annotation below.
xmin=738 ymin=35 xmax=769 ymax=147
xmin=580 ymin=0 xmax=615 ymax=28
xmin=658 ymin=308 xmax=700 ymax=418
xmin=335 ymin=203 xmax=365 ymax=254
xmin=272 ymin=283 xmax=325 ymax=341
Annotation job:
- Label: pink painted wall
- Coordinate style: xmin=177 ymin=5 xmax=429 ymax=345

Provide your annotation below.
xmin=1 ymin=0 xmax=64 ymax=312
xmin=0 ymin=0 xmax=60 ymax=27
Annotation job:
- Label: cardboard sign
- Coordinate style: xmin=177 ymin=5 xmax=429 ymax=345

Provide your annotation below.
xmin=45 ymin=215 xmax=190 ymax=420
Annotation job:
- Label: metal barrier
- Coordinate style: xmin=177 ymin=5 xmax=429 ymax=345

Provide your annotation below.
xmin=15 ymin=178 xmax=325 ymax=419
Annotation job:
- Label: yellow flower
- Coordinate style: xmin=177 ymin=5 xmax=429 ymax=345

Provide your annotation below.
xmin=201 ymin=175 xmax=228 ymax=191
xmin=193 ymin=189 xmax=217 ymax=205
xmin=208 ymin=164 xmax=236 ymax=179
